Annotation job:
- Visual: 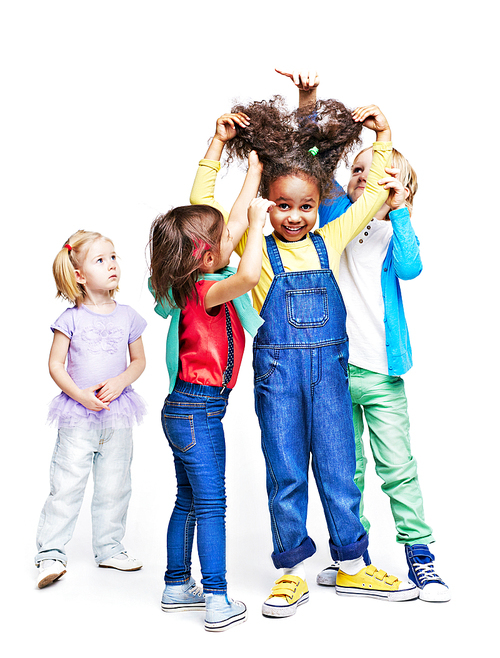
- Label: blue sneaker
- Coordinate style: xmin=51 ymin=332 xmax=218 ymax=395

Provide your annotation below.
xmin=205 ymin=593 xmax=247 ymax=632
xmin=161 ymin=577 xmax=205 ymax=612
xmin=405 ymin=544 xmax=450 ymax=602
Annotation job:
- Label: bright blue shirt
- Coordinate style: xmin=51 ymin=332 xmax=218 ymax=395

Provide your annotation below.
xmin=319 ymin=188 xmax=422 ymax=376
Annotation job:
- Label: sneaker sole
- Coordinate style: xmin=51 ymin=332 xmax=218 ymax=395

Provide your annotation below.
xmin=418 ymin=587 xmax=451 ymax=603
xmin=161 ymin=602 xmax=206 ymax=613
xmin=262 ymin=591 xmax=309 ymax=618
xmin=98 ymin=564 xmax=142 ymax=571
xmin=336 ymin=585 xmax=419 ymax=602
xmin=37 ymin=570 xmax=67 ymax=589
xmin=205 ymin=609 xmax=247 ymax=632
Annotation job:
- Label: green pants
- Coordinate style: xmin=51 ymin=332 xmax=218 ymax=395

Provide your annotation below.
xmin=349 ymin=364 xmax=434 ymax=546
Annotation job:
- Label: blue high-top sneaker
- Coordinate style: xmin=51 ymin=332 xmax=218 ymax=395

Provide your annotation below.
xmin=161 ymin=577 xmax=205 ymax=612
xmin=204 ymin=593 xmax=247 ymax=632
xmin=405 ymin=544 xmax=450 ymax=602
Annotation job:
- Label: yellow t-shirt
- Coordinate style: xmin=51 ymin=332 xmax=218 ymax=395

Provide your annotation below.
xmin=190 ymin=142 xmax=392 ymax=313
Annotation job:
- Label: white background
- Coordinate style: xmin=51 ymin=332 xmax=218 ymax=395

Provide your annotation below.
xmin=2 ymin=1 xmax=497 ymax=655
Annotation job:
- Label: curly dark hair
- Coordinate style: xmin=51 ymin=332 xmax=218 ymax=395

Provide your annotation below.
xmin=225 ymin=95 xmax=363 ymax=199
xmin=148 ymin=205 xmax=225 ymax=310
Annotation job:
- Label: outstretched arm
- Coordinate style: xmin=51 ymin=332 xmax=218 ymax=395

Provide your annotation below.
xmin=227 ymin=150 xmax=263 ymax=246
xmin=204 ymin=198 xmax=274 ymax=310
xmin=275 ymin=67 xmax=320 ymax=109
xmin=190 ymin=113 xmax=250 ymax=219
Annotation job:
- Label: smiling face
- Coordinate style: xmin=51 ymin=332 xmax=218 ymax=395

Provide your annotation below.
xmin=76 ymin=238 xmax=120 ymax=296
xmin=346 ymin=148 xmax=373 ymax=203
xmin=267 ymin=175 xmax=320 ymax=242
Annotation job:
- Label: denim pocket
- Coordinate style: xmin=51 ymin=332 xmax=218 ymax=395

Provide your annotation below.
xmin=161 ymin=411 xmax=196 ymax=452
xmin=336 ymin=343 xmax=349 ymax=377
xmin=253 ymin=348 xmax=280 ymax=383
xmin=286 ymin=288 xmax=328 ymax=328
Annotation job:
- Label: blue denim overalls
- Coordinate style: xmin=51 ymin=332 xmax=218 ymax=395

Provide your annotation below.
xmin=253 ymin=233 xmax=368 ymax=569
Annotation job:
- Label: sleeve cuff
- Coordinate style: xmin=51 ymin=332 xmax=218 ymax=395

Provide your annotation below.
xmin=389 ymin=207 xmax=410 ymax=221
xmin=199 ymin=159 xmax=221 ymax=170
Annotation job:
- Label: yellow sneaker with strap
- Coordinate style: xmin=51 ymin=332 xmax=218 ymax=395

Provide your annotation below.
xmin=262 ymin=574 xmax=309 ymax=617
xmin=336 ymin=564 xmax=419 ymax=602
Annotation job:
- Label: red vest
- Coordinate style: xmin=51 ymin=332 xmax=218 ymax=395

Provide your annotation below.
xmin=178 ymin=280 xmax=245 ymax=389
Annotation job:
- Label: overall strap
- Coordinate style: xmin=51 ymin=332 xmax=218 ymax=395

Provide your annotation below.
xmin=220 ymin=303 xmax=234 ymax=392
xmin=310 ymin=233 xmax=330 ymax=269
xmin=265 ymin=234 xmax=285 ymax=275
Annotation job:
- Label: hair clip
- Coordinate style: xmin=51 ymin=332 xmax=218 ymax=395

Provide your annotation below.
xmin=308 ymin=146 xmax=319 ymax=156
xmin=64 ymin=243 xmax=72 ymax=251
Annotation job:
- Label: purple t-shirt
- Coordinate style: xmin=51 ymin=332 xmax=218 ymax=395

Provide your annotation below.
xmin=48 ymin=303 xmax=147 ymax=430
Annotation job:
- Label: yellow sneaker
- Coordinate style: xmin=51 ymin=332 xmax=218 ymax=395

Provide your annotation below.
xmin=262 ymin=575 xmax=309 ymax=617
xmin=336 ymin=564 xmax=419 ymax=602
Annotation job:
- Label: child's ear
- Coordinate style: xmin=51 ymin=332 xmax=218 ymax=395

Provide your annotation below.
xmin=404 ymin=187 xmax=410 ymax=200
xmin=200 ymin=251 xmax=215 ymax=272
xmin=74 ymin=269 xmax=86 ymax=284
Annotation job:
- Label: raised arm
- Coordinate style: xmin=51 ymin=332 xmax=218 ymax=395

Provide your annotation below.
xmin=204 ymin=198 xmax=274 ymax=311
xmin=190 ymin=113 xmax=250 ymax=219
xmin=226 ymin=150 xmax=263 ymax=245
xmin=275 ymin=67 xmax=320 ymax=110
xmin=381 ymin=171 xmax=422 ymax=280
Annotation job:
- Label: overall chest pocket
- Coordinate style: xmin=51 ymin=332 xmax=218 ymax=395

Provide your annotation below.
xmin=286 ymin=288 xmax=329 ymax=328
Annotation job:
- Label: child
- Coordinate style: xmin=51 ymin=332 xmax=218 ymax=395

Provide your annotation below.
xmin=191 ymin=97 xmax=419 ymax=616
xmin=282 ymin=70 xmax=450 ymax=602
xmin=35 ymin=231 xmax=146 ymax=589
xmin=148 ymin=135 xmax=272 ymax=631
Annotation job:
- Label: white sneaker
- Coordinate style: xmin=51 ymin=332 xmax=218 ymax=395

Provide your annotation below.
xmin=98 ymin=551 xmax=143 ymax=571
xmin=36 ymin=560 xmax=67 ymax=589
xmin=316 ymin=563 xmax=340 ymax=586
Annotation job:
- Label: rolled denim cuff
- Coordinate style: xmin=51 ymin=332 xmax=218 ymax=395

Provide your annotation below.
xmin=329 ymin=532 xmax=369 ymax=562
xmin=271 ymin=536 xmax=316 ymax=569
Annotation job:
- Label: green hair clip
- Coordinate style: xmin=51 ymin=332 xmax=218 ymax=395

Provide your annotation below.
xmin=308 ymin=146 xmax=319 ymax=156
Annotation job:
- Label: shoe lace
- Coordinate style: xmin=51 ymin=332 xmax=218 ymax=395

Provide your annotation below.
xmin=413 ymin=562 xmax=442 ymax=584
xmin=188 ymin=583 xmax=204 ymax=597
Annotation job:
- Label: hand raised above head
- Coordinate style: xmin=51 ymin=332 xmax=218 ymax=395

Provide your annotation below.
xmin=275 ymin=68 xmax=320 ymax=91
xmin=214 ymin=112 xmax=250 ymax=143
xmin=352 ymin=105 xmax=390 ymax=141
xmin=247 ymin=149 xmax=263 ymax=172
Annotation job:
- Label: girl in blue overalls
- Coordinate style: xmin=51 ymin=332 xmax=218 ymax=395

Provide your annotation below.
xmin=191 ymin=100 xmax=419 ymax=616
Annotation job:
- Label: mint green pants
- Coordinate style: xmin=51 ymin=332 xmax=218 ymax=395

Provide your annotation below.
xmin=349 ymin=364 xmax=434 ymax=546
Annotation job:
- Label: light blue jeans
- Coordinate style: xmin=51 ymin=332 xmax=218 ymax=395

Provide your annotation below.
xmin=35 ymin=426 xmax=133 ymax=566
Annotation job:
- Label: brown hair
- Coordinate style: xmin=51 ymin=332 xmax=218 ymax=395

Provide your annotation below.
xmin=53 ymin=230 xmax=116 ymax=305
xmin=149 ymin=205 xmax=225 ymax=309
xmin=225 ymin=95 xmax=363 ymax=199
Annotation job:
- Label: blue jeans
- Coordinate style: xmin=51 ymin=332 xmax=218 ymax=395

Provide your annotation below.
xmin=35 ymin=426 xmax=133 ymax=566
xmin=161 ymin=380 xmax=230 ymax=594
xmin=254 ymin=234 xmax=368 ymax=569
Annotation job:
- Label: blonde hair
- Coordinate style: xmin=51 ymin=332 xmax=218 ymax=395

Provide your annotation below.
xmin=391 ymin=148 xmax=418 ymax=215
xmin=53 ymin=230 xmax=116 ymax=305
xmin=353 ymin=146 xmax=418 ymax=215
